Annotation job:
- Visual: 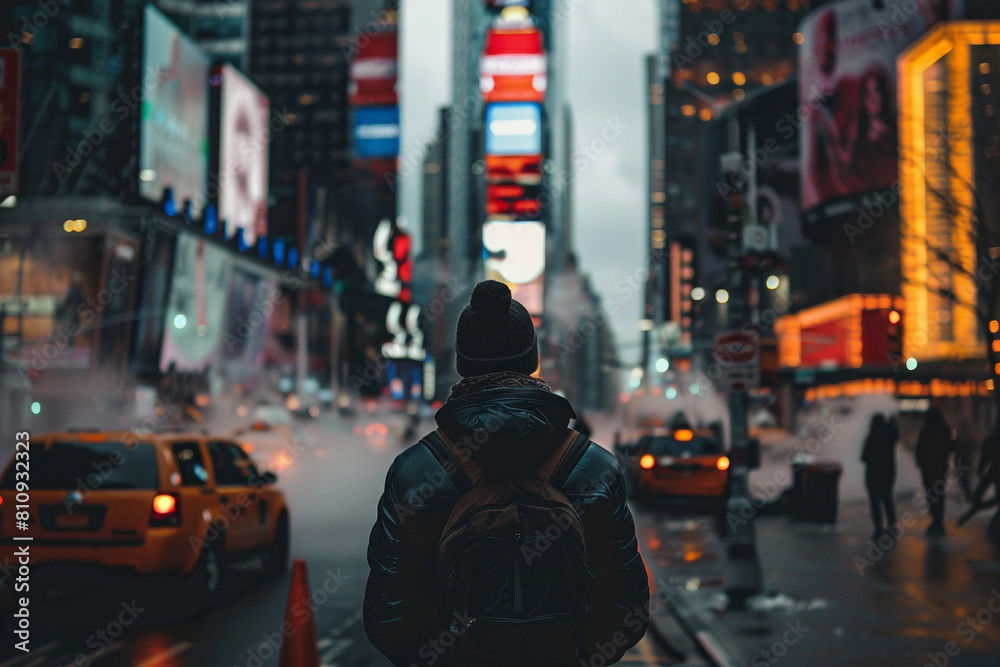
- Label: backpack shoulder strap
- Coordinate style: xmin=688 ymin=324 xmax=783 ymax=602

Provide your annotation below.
xmin=537 ymin=429 xmax=591 ymax=488
xmin=424 ymin=429 xmax=481 ymax=493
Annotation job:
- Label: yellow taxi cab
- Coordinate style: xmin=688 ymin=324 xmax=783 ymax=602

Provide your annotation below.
xmin=0 ymin=428 xmax=290 ymax=598
xmin=631 ymin=427 xmax=731 ymax=504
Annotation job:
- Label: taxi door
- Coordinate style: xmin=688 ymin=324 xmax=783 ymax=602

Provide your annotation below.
xmin=207 ymin=440 xmax=262 ymax=555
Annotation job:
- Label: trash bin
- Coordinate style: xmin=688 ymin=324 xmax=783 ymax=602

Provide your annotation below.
xmin=800 ymin=461 xmax=842 ymax=523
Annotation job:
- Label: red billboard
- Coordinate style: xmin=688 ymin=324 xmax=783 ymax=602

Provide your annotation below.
xmin=0 ymin=48 xmax=21 ymax=198
xmin=350 ymin=19 xmax=398 ymax=107
xmin=480 ymin=17 xmax=546 ymax=104
xmin=485 ymin=154 xmax=541 ymax=184
xmin=799 ymin=319 xmax=850 ymax=368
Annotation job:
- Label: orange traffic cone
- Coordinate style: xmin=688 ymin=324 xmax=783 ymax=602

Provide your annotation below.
xmin=279 ymin=559 xmax=320 ymax=667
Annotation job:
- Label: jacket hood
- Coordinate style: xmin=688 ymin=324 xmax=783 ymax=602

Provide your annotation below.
xmin=435 ymin=387 xmax=577 ymax=474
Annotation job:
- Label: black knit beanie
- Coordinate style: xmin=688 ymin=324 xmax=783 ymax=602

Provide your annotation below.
xmin=455 ymin=280 xmax=538 ymax=378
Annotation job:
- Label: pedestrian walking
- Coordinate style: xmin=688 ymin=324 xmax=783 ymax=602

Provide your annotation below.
xmin=862 ymin=414 xmax=897 ymax=539
xmin=364 ymin=280 xmax=649 ymax=666
xmin=915 ymin=406 xmax=954 ymax=537
xmin=958 ymin=420 xmax=1000 ymax=537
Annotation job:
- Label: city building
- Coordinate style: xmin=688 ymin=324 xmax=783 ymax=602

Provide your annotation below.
xmin=415 ymin=0 xmax=614 ymax=404
xmin=0 ymin=4 xmax=330 ymax=429
xmin=770 ymin=1 xmax=1000 ymax=430
xmin=648 ymin=0 xmax=822 ymax=376
xmin=247 ymin=0 xmax=354 ymax=243
xmin=155 ymin=0 xmax=249 ymax=69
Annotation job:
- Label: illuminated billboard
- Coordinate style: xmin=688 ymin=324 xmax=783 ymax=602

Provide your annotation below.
xmin=350 ymin=19 xmax=398 ymax=107
xmin=798 ymin=0 xmax=961 ymax=227
xmin=483 ymin=219 xmax=545 ymax=316
xmin=486 ymin=103 xmax=542 ymax=155
xmin=140 ymin=6 xmax=210 ymax=215
xmin=480 ymin=19 xmax=547 ymax=104
xmin=160 ymin=233 xmax=231 ymax=372
xmin=222 ymin=268 xmax=277 ymax=380
xmin=354 ymin=106 xmax=401 ymax=158
xmin=218 ymin=64 xmax=269 ymax=245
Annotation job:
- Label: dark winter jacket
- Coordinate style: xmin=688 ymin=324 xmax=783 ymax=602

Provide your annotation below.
xmin=363 ymin=386 xmax=650 ymax=666
xmin=915 ymin=408 xmax=952 ymax=480
xmin=862 ymin=416 xmax=896 ymax=491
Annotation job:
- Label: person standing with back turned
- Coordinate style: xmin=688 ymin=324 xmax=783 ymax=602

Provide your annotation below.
xmin=861 ymin=414 xmax=897 ymax=539
xmin=915 ymin=406 xmax=953 ymax=537
xmin=364 ymin=280 xmax=649 ymax=666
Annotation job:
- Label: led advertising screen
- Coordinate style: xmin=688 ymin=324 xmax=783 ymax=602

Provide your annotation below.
xmin=353 ymin=106 xmax=401 ymax=158
xmin=133 ymin=230 xmax=177 ymax=375
xmin=349 ymin=25 xmax=398 ymax=107
xmin=485 ymin=103 xmax=542 ymax=156
xmin=140 ymin=5 xmax=210 ymax=215
xmin=483 ymin=219 xmax=545 ymax=316
xmin=218 ymin=64 xmax=269 ymax=246
xmin=798 ymin=0 xmax=962 ymax=227
xmin=221 ymin=267 xmax=277 ymax=381
xmin=160 ymin=233 xmax=231 ymax=372
xmin=481 ymin=23 xmax=547 ymax=104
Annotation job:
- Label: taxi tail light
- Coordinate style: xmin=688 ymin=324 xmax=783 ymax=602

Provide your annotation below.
xmin=639 ymin=454 xmax=656 ymax=469
xmin=717 ymin=456 xmax=731 ymax=471
xmin=150 ymin=493 xmax=180 ymax=527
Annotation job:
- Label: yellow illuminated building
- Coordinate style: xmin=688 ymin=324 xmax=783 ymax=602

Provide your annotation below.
xmin=899 ymin=23 xmax=1000 ymax=363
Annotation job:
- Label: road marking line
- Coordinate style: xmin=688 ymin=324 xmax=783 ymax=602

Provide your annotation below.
xmin=133 ymin=641 xmax=193 ymax=667
xmin=0 ymin=642 xmax=59 ymax=667
xmin=327 ymin=608 xmax=363 ymax=638
xmin=320 ymin=638 xmax=353 ymax=666
xmin=695 ymin=630 xmax=741 ymax=667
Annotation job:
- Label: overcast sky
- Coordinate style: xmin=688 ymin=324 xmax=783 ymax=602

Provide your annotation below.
xmin=399 ymin=0 xmax=656 ymax=366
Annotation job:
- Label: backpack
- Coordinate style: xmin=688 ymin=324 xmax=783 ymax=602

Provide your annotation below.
xmin=423 ymin=428 xmax=593 ymax=666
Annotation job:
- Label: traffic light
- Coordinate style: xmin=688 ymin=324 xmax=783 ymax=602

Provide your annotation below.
xmin=887 ymin=309 xmax=903 ymax=368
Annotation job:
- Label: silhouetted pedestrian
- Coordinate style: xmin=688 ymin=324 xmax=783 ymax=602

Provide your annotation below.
xmin=915 ymin=406 xmax=953 ymax=537
xmin=862 ymin=414 xmax=897 ymax=539
xmin=958 ymin=419 xmax=1000 ymax=537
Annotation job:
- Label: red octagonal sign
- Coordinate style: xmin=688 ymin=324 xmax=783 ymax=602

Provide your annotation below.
xmin=714 ymin=331 xmax=756 ymax=364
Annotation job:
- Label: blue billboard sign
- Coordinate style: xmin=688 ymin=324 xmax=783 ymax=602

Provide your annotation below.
xmin=486 ymin=102 xmax=542 ymax=156
xmin=353 ymin=106 xmax=400 ymax=158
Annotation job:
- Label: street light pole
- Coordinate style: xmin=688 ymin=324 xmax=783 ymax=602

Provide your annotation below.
xmin=720 ymin=124 xmax=763 ymax=609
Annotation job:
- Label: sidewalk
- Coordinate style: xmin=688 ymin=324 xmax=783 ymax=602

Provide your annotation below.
xmin=635 ymin=404 xmax=1000 ymax=667
xmin=655 ymin=499 xmax=1000 ymax=667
